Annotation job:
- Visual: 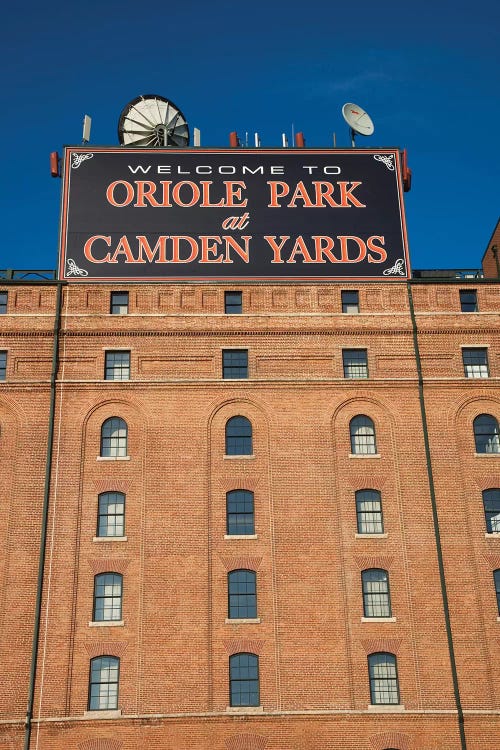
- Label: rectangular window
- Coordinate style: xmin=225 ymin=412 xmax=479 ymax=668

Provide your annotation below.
xmin=225 ymin=291 xmax=242 ymax=314
xmin=341 ymin=290 xmax=359 ymax=313
xmin=0 ymin=292 xmax=7 ymax=314
xmin=343 ymin=349 xmax=368 ymax=379
xmin=98 ymin=492 xmax=125 ymax=537
xmin=0 ymin=351 xmax=6 ymax=380
xmin=105 ymin=351 xmax=130 ymax=381
xmin=223 ymin=349 xmax=248 ymax=379
xmin=460 ymin=289 xmax=478 ymax=312
xmin=462 ymin=347 xmax=489 ymax=378
xmin=110 ymin=291 xmax=129 ymax=314
xmin=356 ymin=490 xmax=384 ymax=534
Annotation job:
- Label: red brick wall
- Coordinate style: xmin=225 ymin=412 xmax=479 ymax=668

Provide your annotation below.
xmin=0 ymin=280 xmax=499 ymax=749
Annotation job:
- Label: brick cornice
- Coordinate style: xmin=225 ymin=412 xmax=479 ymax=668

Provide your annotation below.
xmin=58 ymin=328 xmax=414 ymax=338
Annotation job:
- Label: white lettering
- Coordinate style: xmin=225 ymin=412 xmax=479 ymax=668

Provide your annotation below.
xmin=127 ymin=165 xmax=152 ymax=174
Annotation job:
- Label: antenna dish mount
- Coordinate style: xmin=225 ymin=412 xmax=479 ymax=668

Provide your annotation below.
xmin=118 ymin=94 xmax=189 ymax=147
xmin=342 ymin=102 xmax=374 ymax=147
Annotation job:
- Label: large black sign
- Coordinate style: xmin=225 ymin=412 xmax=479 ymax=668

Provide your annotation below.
xmin=59 ymin=148 xmax=410 ymax=281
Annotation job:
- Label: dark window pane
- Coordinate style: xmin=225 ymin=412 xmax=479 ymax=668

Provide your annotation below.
xmin=101 ymin=417 xmax=128 ymax=457
xmin=0 ymin=292 xmax=7 ymax=314
xmin=225 ymin=416 xmax=252 ymax=455
xmin=229 ymin=653 xmax=259 ymax=706
xmin=460 ymin=289 xmax=478 ymax=312
xmin=93 ymin=573 xmax=123 ymax=621
xmin=88 ymin=656 xmax=120 ymax=710
xmin=110 ymin=292 xmax=129 ymax=314
xmin=228 ymin=570 xmax=257 ymax=619
xmin=368 ymin=653 xmax=399 ymax=704
xmin=97 ymin=492 xmax=125 ymax=537
xmin=356 ymin=490 xmax=383 ymax=534
xmin=495 ymin=570 xmax=500 ymax=614
xmin=223 ymin=350 xmax=248 ymax=379
xmin=483 ymin=489 xmax=500 ymax=533
xmin=225 ymin=291 xmax=242 ymax=314
xmin=462 ymin=348 xmax=488 ymax=378
xmin=362 ymin=569 xmax=391 ymax=617
xmin=473 ymin=414 xmax=500 ymax=454
xmin=350 ymin=415 xmax=377 ymax=454
xmin=105 ymin=351 xmax=130 ymax=381
xmin=227 ymin=490 xmax=255 ymax=535
xmin=343 ymin=349 xmax=368 ymax=378
xmin=341 ymin=290 xmax=359 ymax=313
xmin=0 ymin=351 xmax=6 ymax=381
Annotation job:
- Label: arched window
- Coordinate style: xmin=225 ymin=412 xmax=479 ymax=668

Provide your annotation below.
xmin=88 ymin=656 xmax=120 ymax=710
xmin=100 ymin=417 xmax=128 ymax=457
xmin=228 ymin=569 xmax=257 ymax=619
xmin=97 ymin=492 xmax=125 ymax=537
xmin=350 ymin=415 xmax=377 ymax=455
xmin=483 ymin=489 xmax=500 ymax=533
xmin=356 ymin=489 xmax=383 ymax=534
xmin=368 ymin=652 xmax=399 ymax=705
xmin=93 ymin=573 xmax=123 ymax=622
xmin=494 ymin=570 xmax=500 ymax=615
xmin=362 ymin=569 xmax=391 ymax=618
xmin=229 ymin=653 xmax=259 ymax=706
xmin=226 ymin=490 xmax=255 ymax=535
xmin=225 ymin=416 xmax=252 ymax=455
xmin=473 ymin=414 xmax=500 ymax=454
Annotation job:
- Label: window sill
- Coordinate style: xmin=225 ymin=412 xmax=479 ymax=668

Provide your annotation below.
xmin=88 ymin=620 xmax=124 ymax=627
xmin=485 ymin=533 xmax=500 ymax=538
xmin=225 ymin=618 xmax=261 ymax=624
xmin=223 ymin=455 xmax=255 ymax=460
xmin=474 ymin=453 xmax=500 ymax=458
xmin=93 ymin=536 xmax=128 ymax=542
xmin=349 ymin=454 xmax=381 ymax=459
xmin=96 ymin=456 xmax=131 ymax=461
xmin=355 ymin=533 xmax=388 ymax=539
xmin=84 ymin=709 xmax=121 ymax=718
xmin=361 ymin=616 xmax=396 ymax=623
xmin=224 ymin=534 xmax=258 ymax=540
xmin=226 ymin=706 xmax=263 ymax=714
xmin=497 ymin=617 xmax=500 ymax=622
xmin=368 ymin=703 xmax=404 ymax=712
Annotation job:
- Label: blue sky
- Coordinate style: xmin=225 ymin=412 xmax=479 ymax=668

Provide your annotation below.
xmin=2 ymin=0 xmax=499 ymax=272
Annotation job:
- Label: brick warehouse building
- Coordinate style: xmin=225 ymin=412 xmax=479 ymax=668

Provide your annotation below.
xmin=0 ymin=138 xmax=499 ymax=750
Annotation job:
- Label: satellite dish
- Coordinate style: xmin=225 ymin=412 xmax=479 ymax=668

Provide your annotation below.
xmin=342 ymin=102 xmax=374 ymax=146
xmin=118 ymin=94 xmax=189 ymax=147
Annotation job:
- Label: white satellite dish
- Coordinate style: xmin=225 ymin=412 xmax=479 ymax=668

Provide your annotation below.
xmin=342 ymin=102 xmax=374 ymax=146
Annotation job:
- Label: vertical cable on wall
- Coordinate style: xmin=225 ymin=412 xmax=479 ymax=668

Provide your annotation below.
xmin=407 ymin=281 xmax=467 ymax=750
xmin=24 ymin=282 xmax=63 ymax=750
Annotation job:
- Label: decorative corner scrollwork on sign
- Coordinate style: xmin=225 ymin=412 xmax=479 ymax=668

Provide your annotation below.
xmin=66 ymin=259 xmax=89 ymax=277
xmin=382 ymin=258 xmax=406 ymax=276
xmin=374 ymin=154 xmax=395 ymax=171
xmin=71 ymin=152 xmax=94 ymax=169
